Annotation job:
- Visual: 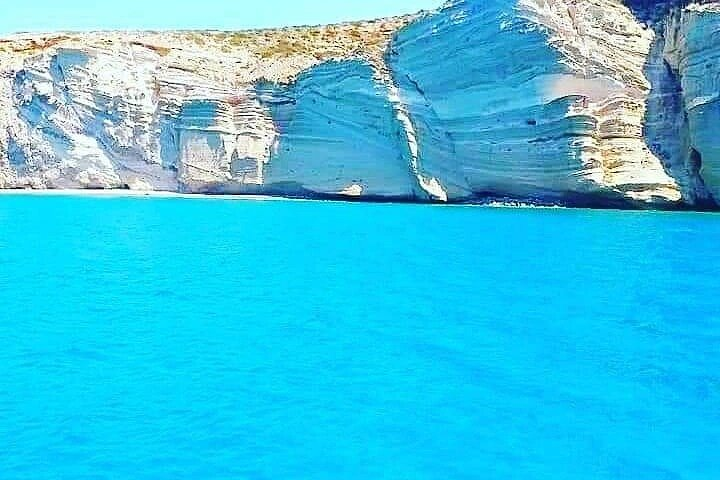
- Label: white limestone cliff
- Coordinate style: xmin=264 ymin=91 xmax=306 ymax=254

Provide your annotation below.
xmin=0 ymin=1 xmax=718 ymax=209
xmin=661 ymin=3 xmax=720 ymax=204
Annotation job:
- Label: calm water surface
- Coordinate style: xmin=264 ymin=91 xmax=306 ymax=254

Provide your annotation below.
xmin=0 ymin=195 xmax=718 ymax=479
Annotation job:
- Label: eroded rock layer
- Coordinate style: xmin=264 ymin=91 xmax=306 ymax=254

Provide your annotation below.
xmin=663 ymin=3 xmax=720 ymax=204
xmin=0 ymin=1 xmax=719 ymax=208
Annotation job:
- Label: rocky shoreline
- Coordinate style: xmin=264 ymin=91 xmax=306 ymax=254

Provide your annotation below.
xmin=1 ymin=1 xmax=719 ymax=210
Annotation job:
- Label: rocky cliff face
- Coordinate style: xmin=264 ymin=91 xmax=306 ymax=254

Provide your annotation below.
xmin=1 ymin=1 xmax=719 ymax=209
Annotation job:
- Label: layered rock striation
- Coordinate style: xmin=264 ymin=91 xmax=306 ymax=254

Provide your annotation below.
xmin=0 ymin=1 xmax=719 ymax=209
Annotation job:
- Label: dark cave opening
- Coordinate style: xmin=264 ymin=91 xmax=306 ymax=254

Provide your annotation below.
xmin=687 ymin=147 xmax=718 ymax=208
xmin=688 ymin=148 xmax=703 ymax=177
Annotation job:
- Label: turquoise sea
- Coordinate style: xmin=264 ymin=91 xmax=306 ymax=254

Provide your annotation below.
xmin=0 ymin=195 xmax=718 ymax=479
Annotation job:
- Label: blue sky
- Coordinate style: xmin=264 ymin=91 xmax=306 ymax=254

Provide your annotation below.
xmin=1 ymin=0 xmax=441 ymax=34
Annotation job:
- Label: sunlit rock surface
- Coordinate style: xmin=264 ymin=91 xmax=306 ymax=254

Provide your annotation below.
xmin=0 ymin=1 xmax=719 ymax=208
xmin=257 ymin=61 xmax=419 ymax=198
xmin=388 ymin=0 xmax=694 ymax=205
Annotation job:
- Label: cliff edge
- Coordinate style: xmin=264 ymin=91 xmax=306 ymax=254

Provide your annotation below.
xmin=1 ymin=1 xmax=719 ymax=209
